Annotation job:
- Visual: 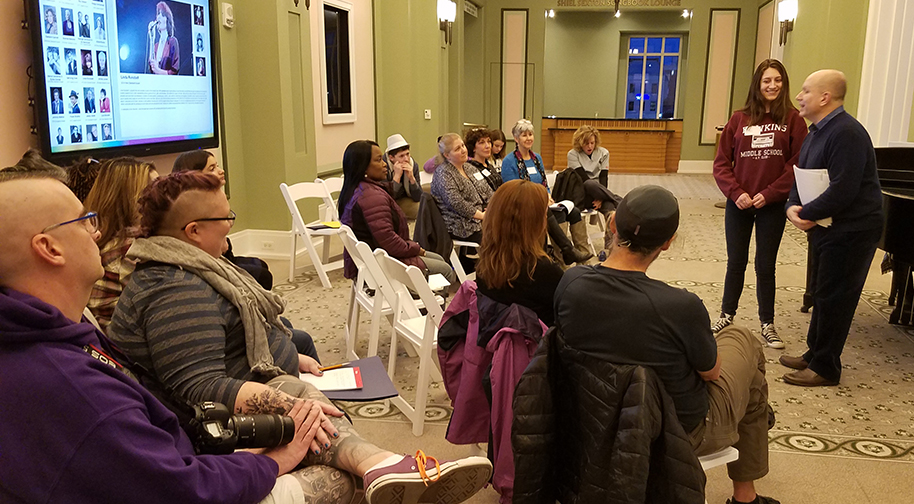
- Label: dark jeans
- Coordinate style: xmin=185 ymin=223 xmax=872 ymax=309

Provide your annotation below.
xmin=280 ymin=316 xmax=320 ymax=363
xmin=803 ymin=225 xmax=881 ymax=382
xmin=721 ymin=200 xmax=787 ymax=323
xmin=454 ymin=230 xmax=483 ymax=274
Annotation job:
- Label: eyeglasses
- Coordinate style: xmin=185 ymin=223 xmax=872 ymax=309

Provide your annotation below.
xmin=182 ymin=209 xmax=236 ymax=230
xmin=41 ymin=211 xmax=99 ymax=234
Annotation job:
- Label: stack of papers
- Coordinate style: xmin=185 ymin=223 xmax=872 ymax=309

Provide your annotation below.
xmin=793 ymin=166 xmax=832 ymax=228
xmin=300 ymin=367 xmax=362 ymax=391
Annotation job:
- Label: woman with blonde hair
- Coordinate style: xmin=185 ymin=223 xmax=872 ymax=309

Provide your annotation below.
xmin=85 ymin=157 xmax=159 ymax=330
xmin=566 ymin=125 xmax=623 ymax=216
xmin=430 ymin=132 xmax=495 ymax=272
xmin=476 ymin=180 xmax=564 ymax=326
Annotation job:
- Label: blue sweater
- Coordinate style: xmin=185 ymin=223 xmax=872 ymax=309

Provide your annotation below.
xmin=0 ymin=287 xmax=278 ymax=504
xmin=787 ymin=107 xmax=883 ymax=233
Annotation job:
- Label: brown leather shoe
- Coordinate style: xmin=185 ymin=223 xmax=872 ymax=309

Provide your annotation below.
xmin=783 ymin=368 xmax=839 ymax=387
xmin=778 ymin=354 xmax=809 ymax=370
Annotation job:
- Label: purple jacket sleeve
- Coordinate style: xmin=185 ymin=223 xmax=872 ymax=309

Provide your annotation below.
xmin=56 ymin=408 xmax=278 ymax=504
xmin=358 ymin=185 xmax=421 ymax=259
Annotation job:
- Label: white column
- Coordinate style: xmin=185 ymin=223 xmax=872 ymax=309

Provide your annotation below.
xmin=857 ymin=0 xmax=914 ymax=146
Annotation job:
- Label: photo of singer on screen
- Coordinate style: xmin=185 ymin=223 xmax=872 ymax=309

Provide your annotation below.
xmin=117 ymin=0 xmax=191 ymax=75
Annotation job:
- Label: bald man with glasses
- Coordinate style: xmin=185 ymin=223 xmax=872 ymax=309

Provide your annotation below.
xmin=0 ymin=171 xmax=336 ymax=503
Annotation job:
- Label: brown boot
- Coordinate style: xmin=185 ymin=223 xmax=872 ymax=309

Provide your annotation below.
xmin=569 ymin=220 xmax=594 ymax=262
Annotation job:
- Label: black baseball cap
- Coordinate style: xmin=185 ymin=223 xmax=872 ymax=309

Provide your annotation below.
xmin=615 ymin=185 xmax=679 ymax=248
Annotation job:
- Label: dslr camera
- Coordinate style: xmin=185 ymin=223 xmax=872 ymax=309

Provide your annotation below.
xmin=189 ymin=402 xmax=295 ymax=455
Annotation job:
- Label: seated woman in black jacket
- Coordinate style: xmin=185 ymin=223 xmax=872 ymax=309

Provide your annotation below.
xmin=476 ymin=179 xmax=565 ymax=327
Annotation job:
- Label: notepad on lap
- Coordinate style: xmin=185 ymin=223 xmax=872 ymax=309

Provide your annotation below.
xmin=300 ymin=367 xmax=362 ymax=391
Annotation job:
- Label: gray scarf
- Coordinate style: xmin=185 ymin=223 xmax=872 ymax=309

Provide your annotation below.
xmin=127 ymin=235 xmax=288 ymax=378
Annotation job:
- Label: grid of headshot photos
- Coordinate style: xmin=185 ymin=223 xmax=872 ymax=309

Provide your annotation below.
xmin=43 ymin=1 xmax=113 ymax=147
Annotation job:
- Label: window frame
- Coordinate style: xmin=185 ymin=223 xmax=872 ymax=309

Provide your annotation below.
xmin=318 ymin=0 xmax=356 ymax=124
xmin=623 ymin=35 xmax=683 ymax=120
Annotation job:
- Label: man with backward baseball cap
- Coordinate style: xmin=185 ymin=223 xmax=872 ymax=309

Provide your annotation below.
xmin=555 ymin=185 xmax=778 ymax=504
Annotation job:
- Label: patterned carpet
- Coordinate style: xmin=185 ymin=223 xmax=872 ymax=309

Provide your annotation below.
xmin=276 ymin=173 xmax=914 ymax=464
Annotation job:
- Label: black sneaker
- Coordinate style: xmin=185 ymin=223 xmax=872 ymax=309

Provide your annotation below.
xmin=726 ymin=496 xmax=781 ymax=504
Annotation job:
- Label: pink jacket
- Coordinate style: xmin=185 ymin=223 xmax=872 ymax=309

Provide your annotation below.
xmin=438 ymin=281 xmax=546 ymax=503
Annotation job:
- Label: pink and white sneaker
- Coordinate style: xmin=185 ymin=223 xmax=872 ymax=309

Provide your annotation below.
xmin=363 ymin=450 xmax=492 ymax=504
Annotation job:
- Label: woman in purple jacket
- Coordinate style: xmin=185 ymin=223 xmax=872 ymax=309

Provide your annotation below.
xmin=339 ymin=140 xmax=456 ymax=285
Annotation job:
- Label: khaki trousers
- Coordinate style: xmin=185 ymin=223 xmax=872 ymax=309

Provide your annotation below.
xmin=689 ymin=326 xmax=769 ymax=482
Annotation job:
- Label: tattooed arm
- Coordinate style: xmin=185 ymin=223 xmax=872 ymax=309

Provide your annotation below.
xmin=236 ymin=382 xmax=340 ymax=456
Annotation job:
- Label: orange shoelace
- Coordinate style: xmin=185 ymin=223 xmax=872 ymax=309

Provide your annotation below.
xmin=415 ymin=450 xmax=441 ymax=486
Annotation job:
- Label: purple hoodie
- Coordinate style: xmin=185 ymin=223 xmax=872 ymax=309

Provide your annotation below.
xmin=0 ymin=287 xmax=278 ymax=504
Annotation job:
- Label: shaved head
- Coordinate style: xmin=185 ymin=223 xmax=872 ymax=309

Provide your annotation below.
xmin=0 ymin=178 xmax=76 ymax=283
xmin=807 ymin=69 xmax=847 ymax=101
xmin=159 ymin=189 xmax=223 ymax=235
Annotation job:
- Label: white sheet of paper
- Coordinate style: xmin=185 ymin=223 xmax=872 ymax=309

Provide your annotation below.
xmin=548 ymin=200 xmax=574 ymax=214
xmin=793 ymin=165 xmax=832 ymax=228
xmin=299 ymin=368 xmax=360 ymax=391
xmin=427 ymin=273 xmax=450 ymax=291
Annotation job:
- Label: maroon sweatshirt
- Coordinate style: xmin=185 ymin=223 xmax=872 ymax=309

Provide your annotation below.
xmin=713 ymin=108 xmax=807 ymax=205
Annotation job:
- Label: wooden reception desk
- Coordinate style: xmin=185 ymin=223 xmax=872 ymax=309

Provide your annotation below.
xmin=540 ymin=118 xmax=683 ymax=173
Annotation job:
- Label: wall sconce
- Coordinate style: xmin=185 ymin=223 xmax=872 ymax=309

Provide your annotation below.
xmin=778 ymin=0 xmax=797 ymax=46
xmin=438 ymin=0 xmax=456 ymax=45
xmin=613 ymin=0 xmax=620 ymax=18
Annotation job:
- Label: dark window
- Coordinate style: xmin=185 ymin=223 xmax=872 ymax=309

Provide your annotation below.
xmin=324 ymin=5 xmax=351 ymax=115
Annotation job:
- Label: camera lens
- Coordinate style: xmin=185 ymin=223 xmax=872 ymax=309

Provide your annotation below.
xmin=230 ymin=414 xmax=295 ymax=448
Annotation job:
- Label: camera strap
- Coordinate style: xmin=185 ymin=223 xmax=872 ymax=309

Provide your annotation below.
xmin=83 ymin=343 xmax=139 ymax=382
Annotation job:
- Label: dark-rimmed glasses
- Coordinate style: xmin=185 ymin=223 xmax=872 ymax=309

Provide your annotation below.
xmin=182 ymin=209 xmax=236 ymax=230
xmin=41 ymin=211 xmax=99 ymax=234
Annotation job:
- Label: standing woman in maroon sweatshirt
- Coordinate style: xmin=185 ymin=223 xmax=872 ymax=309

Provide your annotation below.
xmin=712 ymin=59 xmax=807 ymax=348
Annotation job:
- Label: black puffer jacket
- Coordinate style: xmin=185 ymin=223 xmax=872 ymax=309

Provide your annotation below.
xmin=512 ymin=327 xmax=706 ymax=504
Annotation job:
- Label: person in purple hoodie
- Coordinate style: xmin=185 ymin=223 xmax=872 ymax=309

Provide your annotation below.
xmin=0 ymin=172 xmax=335 ymax=504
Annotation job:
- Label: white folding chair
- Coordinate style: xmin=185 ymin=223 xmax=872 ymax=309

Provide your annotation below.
xmin=316 ymin=176 xmax=344 ymax=221
xmin=449 ymin=240 xmax=480 ymax=283
xmin=279 ymin=181 xmax=344 ymax=288
xmin=376 ymin=250 xmax=445 ymax=436
xmin=698 ymin=446 xmax=739 ymax=504
xmin=338 ymin=225 xmax=395 ymax=361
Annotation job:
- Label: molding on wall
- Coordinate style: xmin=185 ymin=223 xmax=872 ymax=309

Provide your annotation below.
xmin=858 ymin=0 xmax=914 ymax=147
xmin=228 ymin=228 xmax=345 ymax=264
xmin=678 ymin=160 xmax=713 ymax=174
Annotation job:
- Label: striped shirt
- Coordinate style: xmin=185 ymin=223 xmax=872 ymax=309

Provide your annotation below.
xmin=108 ymin=263 xmax=298 ymax=409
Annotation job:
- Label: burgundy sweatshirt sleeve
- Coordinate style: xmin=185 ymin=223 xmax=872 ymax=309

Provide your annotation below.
xmin=712 ymin=113 xmax=746 ymax=201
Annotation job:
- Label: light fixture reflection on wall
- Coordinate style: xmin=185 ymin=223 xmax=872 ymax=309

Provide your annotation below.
xmin=438 ymin=0 xmax=457 ymax=45
xmin=682 ymin=9 xmax=692 ymax=18
xmin=545 ymin=9 xmax=555 ymax=19
xmin=778 ymin=0 xmax=797 ymax=46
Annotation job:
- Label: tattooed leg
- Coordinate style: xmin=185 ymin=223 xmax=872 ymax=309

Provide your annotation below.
xmin=268 ymin=376 xmax=394 ymax=476
xmin=286 ymin=465 xmax=360 ymax=504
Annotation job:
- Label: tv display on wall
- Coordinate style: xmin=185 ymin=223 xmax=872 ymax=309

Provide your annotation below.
xmin=29 ymin=0 xmax=219 ymax=163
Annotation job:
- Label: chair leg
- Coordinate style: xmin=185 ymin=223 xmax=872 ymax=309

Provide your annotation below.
xmin=412 ymin=346 xmax=432 ymax=436
xmin=388 ymin=330 xmax=399 ymax=380
xmin=345 ymin=284 xmax=359 ymax=361
xmin=321 ymin=234 xmax=332 ymax=264
xmin=367 ymin=298 xmax=383 ymax=357
xmin=303 ymin=231 xmax=333 ymax=289
xmin=288 ymin=232 xmax=297 ymax=282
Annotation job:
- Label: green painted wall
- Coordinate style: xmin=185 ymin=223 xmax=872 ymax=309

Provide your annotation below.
xmin=781 ymin=0 xmax=869 ymax=116
xmin=543 ymin=11 xmax=690 ymax=118
xmin=373 ymin=0 xmax=446 ymax=166
xmin=216 ymin=0 xmax=318 ymax=232
xmin=484 ymin=1 xmax=759 ymax=161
